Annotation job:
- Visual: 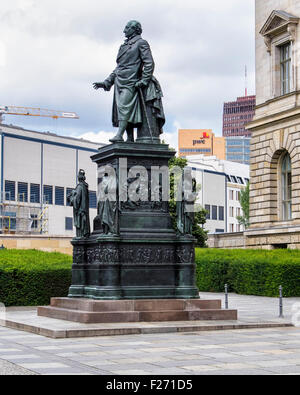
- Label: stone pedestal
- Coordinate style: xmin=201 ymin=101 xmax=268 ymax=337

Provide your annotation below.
xmin=67 ymin=142 xmax=199 ymax=300
xmin=38 ymin=298 xmax=238 ymax=323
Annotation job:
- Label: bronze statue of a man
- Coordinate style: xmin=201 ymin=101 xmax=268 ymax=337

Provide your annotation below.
xmin=93 ymin=20 xmax=165 ymax=143
xmin=67 ymin=169 xmax=90 ymax=238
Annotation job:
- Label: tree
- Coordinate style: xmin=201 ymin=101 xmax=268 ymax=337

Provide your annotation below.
xmin=168 ymin=157 xmax=208 ymax=247
xmin=237 ymin=182 xmax=250 ymax=229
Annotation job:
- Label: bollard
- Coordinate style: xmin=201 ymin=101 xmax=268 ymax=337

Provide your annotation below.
xmin=279 ymin=285 xmax=284 ymax=318
xmin=225 ymin=284 xmax=229 ymax=309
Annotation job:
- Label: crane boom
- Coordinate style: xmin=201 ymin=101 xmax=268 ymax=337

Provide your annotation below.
xmin=0 ymin=105 xmax=79 ymax=119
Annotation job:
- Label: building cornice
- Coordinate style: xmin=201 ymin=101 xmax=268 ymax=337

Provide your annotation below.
xmin=247 ymin=104 xmax=300 ymax=131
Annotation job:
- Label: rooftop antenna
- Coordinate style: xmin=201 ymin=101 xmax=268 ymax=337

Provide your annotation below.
xmin=245 ymin=65 xmax=248 ymax=97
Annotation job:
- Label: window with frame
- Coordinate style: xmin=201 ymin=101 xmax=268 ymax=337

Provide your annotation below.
xmin=281 ymin=153 xmax=292 ymax=220
xmin=66 ymin=188 xmax=74 ymax=206
xmin=280 ymin=43 xmax=292 ymax=95
xmin=30 ymin=214 xmax=38 ymax=230
xmin=218 ymin=206 xmax=224 ymax=221
xmin=43 ymin=185 xmax=53 ymax=205
xmin=65 ymin=217 xmax=73 ymax=231
xmin=55 ymin=186 xmax=64 ymax=206
xmin=18 ymin=182 xmax=28 ymax=202
xmin=5 ymin=181 xmax=15 ymax=201
xmin=89 ymin=191 xmax=97 ymax=209
xmin=205 ymin=205 xmax=210 ymax=220
xmin=211 ymin=206 xmax=218 ymax=220
xmin=30 ymin=184 xmax=40 ymax=203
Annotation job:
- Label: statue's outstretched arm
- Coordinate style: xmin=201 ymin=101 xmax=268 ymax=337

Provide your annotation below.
xmin=93 ymin=69 xmax=116 ymax=91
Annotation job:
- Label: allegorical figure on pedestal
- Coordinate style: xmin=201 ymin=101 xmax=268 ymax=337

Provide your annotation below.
xmin=177 ymin=177 xmax=197 ymax=236
xmin=93 ymin=20 xmax=165 ymax=143
xmin=67 ymin=169 xmax=90 ymax=238
xmin=98 ymin=172 xmax=118 ymax=235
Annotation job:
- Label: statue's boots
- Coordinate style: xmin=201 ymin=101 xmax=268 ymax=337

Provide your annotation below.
xmin=126 ymin=129 xmax=134 ymax=143
xmin=109 ymin=133 xmax=124 ymax=143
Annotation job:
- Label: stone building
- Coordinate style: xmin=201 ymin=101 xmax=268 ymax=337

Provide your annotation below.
xmin=246 ymin=0 xmax=300 ymax=249
xmin=209 ymin=0 xmax=300 ymax=249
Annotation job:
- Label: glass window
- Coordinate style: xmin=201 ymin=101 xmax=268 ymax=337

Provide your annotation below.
xmin=212 ymin=205 xmax=218 ymax=220
xmin=66 ymin=188 xmax=74 ymax=206
xmin=218 ymin=206 xmax=224 ymax=221
xmin=65 ymin=217 xmax=73 ymax=231
xmin=280 ymin=43 xmax=291 ymax=95
xmin=4 ymin=181 xmax=15 ymax=201
xmin=18 ymin=182 xmax=28 ymax=202
xmin=30 ymin=184 xmax=40 ymax=203
xmin=30 ymin=214 xmax=38 ymax=230
xmin=205 ymin=204 xmax=210 ymax=220
xmin=1 ymin=211 xmax=16 ymax=231
xmin=281 ymin=153 xmax=292 ymax=220
xmin=43 ymin=185 xmax=53 ymax=205
xmin=89 ymin=191 xmax=97 ymax=209
xmin=55 ymin=187 xmax=64 ymax=206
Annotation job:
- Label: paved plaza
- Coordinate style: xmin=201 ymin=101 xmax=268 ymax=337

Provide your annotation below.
xmin=0 ymin=292 xmax=299 ymax=375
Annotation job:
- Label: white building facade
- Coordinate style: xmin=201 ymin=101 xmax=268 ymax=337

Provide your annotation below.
xmin=0 ymin=124 xmax=103 ymax=236
xmin=186 ymin=155 xmax=249 ymax=234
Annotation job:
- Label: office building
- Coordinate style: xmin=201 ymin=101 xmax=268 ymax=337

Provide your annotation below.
xmin=178 ymin=129 xmax=225 ymax=159
xmin=0 ymin=123 xmax=103 ymax=236
xmin=186 ymin=155 xmax=249 ymax=234
xmin=226 ymin=136 xmax=251 ymax=165
xmin=223 ymin=95 xmax=256 ymax=138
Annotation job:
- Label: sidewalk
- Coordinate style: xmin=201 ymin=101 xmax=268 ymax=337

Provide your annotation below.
xmin=0 ymin=292 xmax=296 ymax=339
xmin=0 ymin=293 xmax=299 ymax=375
xmin=200 ymin=292 xmax=299 ymax=323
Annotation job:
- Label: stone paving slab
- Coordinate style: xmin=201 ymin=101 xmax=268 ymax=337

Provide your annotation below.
xmin=0 ymin=292 xmax=295 ymax=339
xmin=0 ymin=293 xmax=299 ymax=375
xmin=0 ymin=359 xmax=37 ymax=375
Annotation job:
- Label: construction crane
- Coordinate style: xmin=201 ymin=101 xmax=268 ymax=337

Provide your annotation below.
xmin=0 ymin=105 xmax=79 ymax=120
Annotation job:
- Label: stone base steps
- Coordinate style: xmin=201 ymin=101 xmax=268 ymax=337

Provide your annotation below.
xmin=37 ymin=298 xmax=238 ymax=324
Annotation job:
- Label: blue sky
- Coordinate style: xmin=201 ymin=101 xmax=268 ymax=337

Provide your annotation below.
xmin=0 ymin=0 xmax=255 ymax=149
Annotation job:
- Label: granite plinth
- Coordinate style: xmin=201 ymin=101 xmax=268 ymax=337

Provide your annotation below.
xmin=68 ymin=142 xmax=199 ymax=300
xmin=37 ymin=298 xmax=237 ymax=324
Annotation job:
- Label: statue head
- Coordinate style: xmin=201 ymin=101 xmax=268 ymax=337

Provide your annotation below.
xmin=78 ymin=169 xmax=86 ymax=182
xmin=124 ymin=20 xmax=142 ymax=39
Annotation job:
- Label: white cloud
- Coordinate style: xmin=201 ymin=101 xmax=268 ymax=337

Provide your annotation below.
xmin=0 ymin=41 xmax=6 ymax=67
xmin=0 ymin=0 xmax=255 ymax=145
xmin=75 ymin=130 xmax=115 ymax=145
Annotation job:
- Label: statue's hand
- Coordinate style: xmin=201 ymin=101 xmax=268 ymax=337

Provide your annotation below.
xmin=93 ymin=82 xmax=110 ymax=91
xmin=135 ymin=80 xmax=147 ymax=89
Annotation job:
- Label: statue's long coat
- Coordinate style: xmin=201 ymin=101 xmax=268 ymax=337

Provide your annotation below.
xmin=104 ymin=34 xmax=165 ymax=131
xmin=70 ymin=181 xmax=90 ymax=238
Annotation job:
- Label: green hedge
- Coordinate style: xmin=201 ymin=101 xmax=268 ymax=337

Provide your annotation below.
xmin=0 ymin=249 xmax=72 ymax=306
xmin=195 ymin=248 xmax=300 ymax=297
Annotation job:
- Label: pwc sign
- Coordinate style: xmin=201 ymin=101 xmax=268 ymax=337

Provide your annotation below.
xmin=193 ymin=132 xmax=210 ymax=146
